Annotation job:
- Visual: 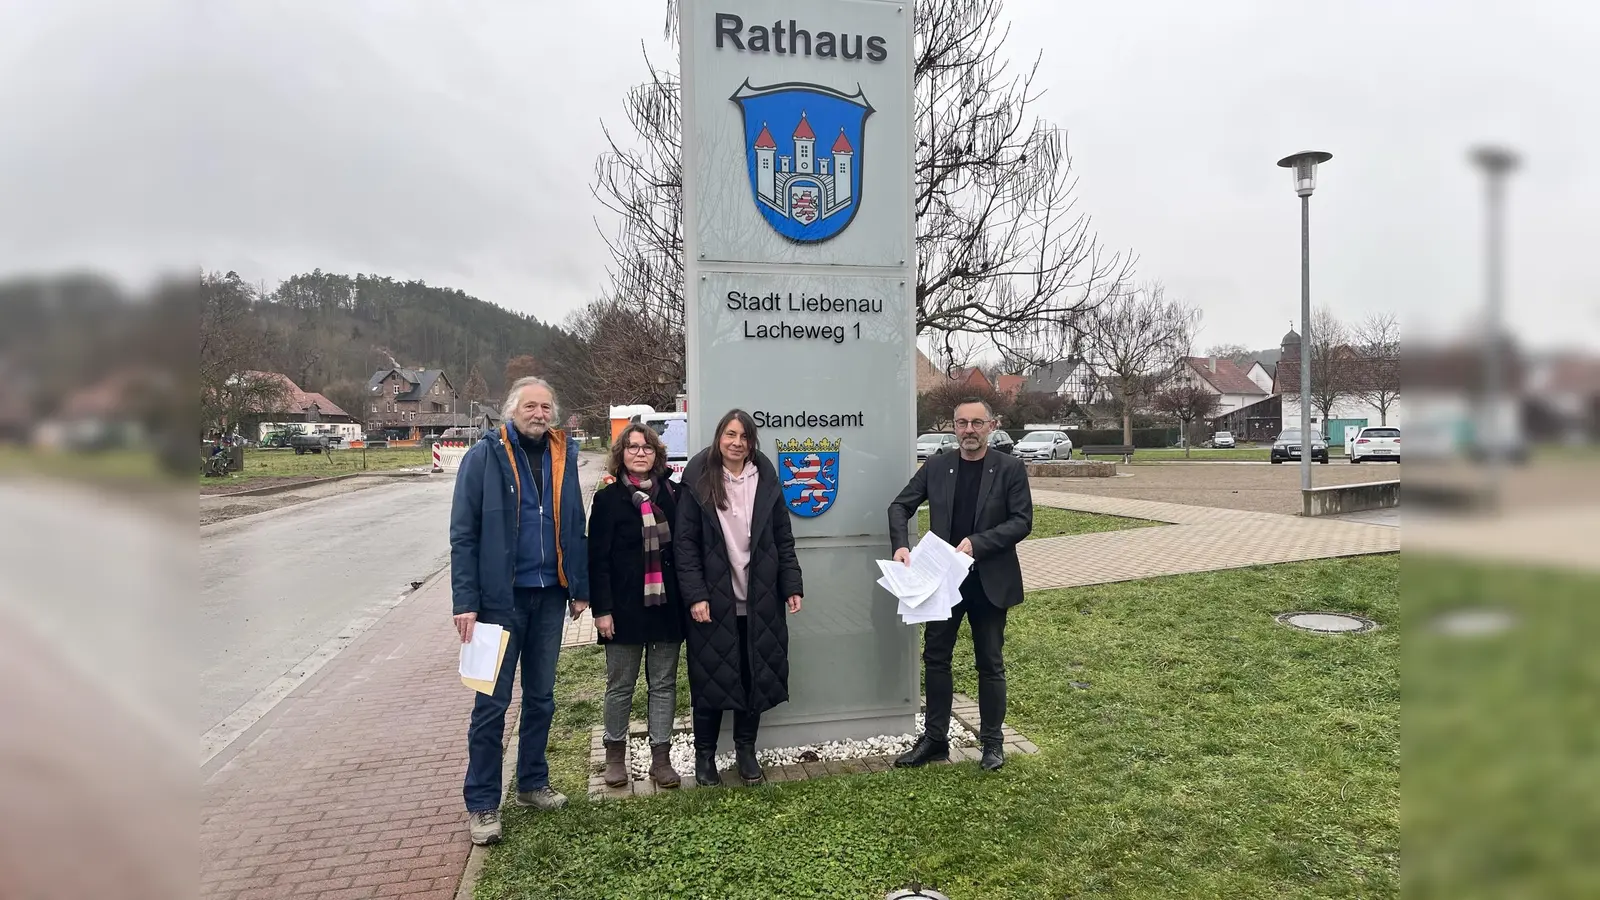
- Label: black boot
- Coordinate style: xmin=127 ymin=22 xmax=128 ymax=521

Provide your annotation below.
xmin=893 ymin=734 xmax=950 ymax=768
xmin=694 ymin=748 xmax=722 ymax=787
xmin=735 ymin=744 xmax=764 ymax=785
xmin=980 ymin=742 xmax=1005 ymax=771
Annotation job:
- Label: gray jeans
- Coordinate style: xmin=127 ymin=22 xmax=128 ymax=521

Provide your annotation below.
xmin=603 ymin=641 xmax=681 ymax=745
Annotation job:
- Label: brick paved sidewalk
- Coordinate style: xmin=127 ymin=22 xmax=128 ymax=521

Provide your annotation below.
xmin=201 ymin=573 xmax=475 ymax=900
xmin=1021 ymin=490 xmax=1399 ymax=590
xmin=560 ymin=606 xmax=595 ymax=648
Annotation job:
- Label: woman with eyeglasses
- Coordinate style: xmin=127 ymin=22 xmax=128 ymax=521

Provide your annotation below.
xmin=587 ymin=423 xmax=686 ymax=789
xmin=675 ymin=409 xmax=804 ymax=786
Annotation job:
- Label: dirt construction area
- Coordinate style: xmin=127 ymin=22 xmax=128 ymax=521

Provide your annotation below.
xmin=1032 ymin=462 xmax=1403 ymax=516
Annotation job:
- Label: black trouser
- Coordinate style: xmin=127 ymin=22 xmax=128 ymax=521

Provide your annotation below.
xmin=922 ymin=576 xmax=1008 ymax=747
xmin=692 ymin=615 xmax=761 ymax=751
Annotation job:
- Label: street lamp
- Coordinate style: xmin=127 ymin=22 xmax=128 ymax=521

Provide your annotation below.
xmin=1277 ymin=149 xmax=1333 ymax=496
xmin=1471 ymin=145 xmax=1519 ymax=504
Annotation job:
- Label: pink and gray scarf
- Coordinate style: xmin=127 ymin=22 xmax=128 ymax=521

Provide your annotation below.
xmin=628 ymin=475 xmax=671 ymax=606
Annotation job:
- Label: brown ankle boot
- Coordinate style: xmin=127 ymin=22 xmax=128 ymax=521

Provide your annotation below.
xmin=602 ymin=739 xmax=628 ymax=787
xmin=649 ymin=742 xmax=681 ymax=789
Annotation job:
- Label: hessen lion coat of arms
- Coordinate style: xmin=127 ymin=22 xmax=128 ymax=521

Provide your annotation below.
xmin=776 ymin=437 xmax=841 ymax=517
xmin=732 ymin=80 xmax=873 ymax=243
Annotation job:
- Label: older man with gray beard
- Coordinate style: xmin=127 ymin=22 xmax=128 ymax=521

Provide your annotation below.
xmin=449 ymin=376 xmax=590 ymax=845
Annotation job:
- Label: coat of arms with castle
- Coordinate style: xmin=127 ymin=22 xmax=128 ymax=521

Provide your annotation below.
xmin=732 ymin=80 xmax=873 ymax=244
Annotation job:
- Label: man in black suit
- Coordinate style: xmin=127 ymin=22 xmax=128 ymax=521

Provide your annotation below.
xmin=887 ymin=397 xmax=1034 ymax=771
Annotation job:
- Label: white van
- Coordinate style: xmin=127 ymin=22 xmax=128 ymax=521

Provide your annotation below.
xmin=636 ymin=411 xmax=690 ymax=482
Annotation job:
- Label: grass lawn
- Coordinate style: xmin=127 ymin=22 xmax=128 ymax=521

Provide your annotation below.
xmin=0 ymin=445 xmax=171 ymax=483
xmin=1125 ymin=448 xmax=1272 ymax=462
xmin=200 ymin=446 xmax=430 ymax=484
xmin=476 ymin=555 xmax=1398 ymax=900
xmin=916 ymin=504 xmax=1160 ymax=539
xmin=1404 ymin=556 xmax=1600 ymax=899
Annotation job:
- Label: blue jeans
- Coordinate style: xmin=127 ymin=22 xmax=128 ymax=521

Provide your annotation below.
xmin=463 ymin=586 xmax=568 ymax=812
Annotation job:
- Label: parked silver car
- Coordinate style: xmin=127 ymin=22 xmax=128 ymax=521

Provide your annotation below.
xmin=1014 ymin=430 xmax=1073 ymax=461
xmin=916 ymin=432 xmax=958 ymax=460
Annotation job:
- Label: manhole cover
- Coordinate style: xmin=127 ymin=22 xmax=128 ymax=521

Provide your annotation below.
xmin=1429 ymin=608 xmax=1515 ymax=636
xmin=1274 ymin=611 xmax=1378 ymax=634
xmin=887 ymin=889 xmax=950 ymax=900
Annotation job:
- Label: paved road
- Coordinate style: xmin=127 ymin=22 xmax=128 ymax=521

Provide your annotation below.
xmin=200 ymin=450 xmax=608 ymax=741
xmin=0 ymin=479 xmax=189 ymax=738
xmin=200 ymin=476 xmax=457 ymax=733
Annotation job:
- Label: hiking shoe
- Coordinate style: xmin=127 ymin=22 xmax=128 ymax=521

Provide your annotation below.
xmin=467 ymin=809 xmax=501 ymax=846
xmin=514 ymin=786 xmax=568 ymax=810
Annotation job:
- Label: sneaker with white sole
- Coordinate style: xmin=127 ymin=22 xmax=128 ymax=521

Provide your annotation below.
xmin=514 ymin=786 xmax=568 ymax=810
xmin=467 ymin=809 xmax=501 ymax=845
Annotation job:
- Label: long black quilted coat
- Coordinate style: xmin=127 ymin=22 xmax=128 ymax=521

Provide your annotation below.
xmin=674 ymin=448 xmax=804 ymax=713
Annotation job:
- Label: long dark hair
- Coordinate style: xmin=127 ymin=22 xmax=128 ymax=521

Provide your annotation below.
xmin=697 ymin=408 xmax=758 ymax=511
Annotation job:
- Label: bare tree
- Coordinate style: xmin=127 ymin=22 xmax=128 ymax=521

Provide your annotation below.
xmin=1151 ymin=384 xmax=1223 ymax=458
xmin=917 ymin=380 xmax=1005 ymax=431
xmin=1203 ymin=343 xmax=1256 ymax=369
xmin=592 ymin=0 xmax=1133 ymax=411
xmin=591 ymin=50 xmax=686 ymax=397
xmin=1304 ymin=307 xmax=1357 ymax=437
xmin=909 ymin=0 xmax=1133 ymax=365
xmin=1354 ymin=312 xmax=1401 ymax=425
xmin=462 ymin=367 xmax=490 ymax=405
xmin=503 ymin=355 xmax=545 ymax=386
xmin=200 ymin=271 xmax=287 ymax=435
xmin=1075 ymin=283 xmax=1199 ymax=445
xmin=557 ymin=296 xmax=681 ymax=426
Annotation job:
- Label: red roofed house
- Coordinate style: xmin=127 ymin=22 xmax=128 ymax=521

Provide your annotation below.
xmin=951 ymin=367 xmax=994 ymax=393
xmin=240 ymin=371 xmax=360 ymax=442
xmin=915 ymin=349 xmax=946 ymax=393
xmin=1175 ymin=356 xmax=1271 ymax=415
xmin=994 ymin=374 xmax=1026 ymax=399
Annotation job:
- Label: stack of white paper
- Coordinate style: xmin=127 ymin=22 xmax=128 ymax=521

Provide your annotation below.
xmin=458 ymin=622 xmax=507 ymax=681
xmin=875 ymin=532 xmax=974 ymax=624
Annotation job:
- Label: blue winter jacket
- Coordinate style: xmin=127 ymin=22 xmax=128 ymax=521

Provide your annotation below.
xmin=449 ymin=425 xmax=590 ymax=615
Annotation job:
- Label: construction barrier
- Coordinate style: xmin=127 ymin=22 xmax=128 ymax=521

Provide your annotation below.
xmin=432 ymin=440 xmax=471 ymax=474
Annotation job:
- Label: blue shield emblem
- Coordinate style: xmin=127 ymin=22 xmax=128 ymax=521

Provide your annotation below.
xmin=776 ymin=437 xmax=840 ymax=517
xmin=731 ymin=81 xmax=873 ymax=244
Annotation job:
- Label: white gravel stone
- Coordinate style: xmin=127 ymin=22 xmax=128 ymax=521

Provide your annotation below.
xmin=619 ymin=714 xmax=976 ymax=781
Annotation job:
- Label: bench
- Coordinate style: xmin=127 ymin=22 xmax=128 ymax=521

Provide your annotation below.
xmin=1080 ymin=444 xmax=1135 ymax=462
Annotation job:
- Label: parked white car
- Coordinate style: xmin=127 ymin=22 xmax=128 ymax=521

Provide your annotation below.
xmin=1349 ymin=426 xmax=1401 ymax=463
xmin=1015 ymin=430 xmax=1073 ymax=461
xmin=917 ymin=432 xmax=958 ymax=460
xmin=1212 ymin=431 xmax=1236 ymax=449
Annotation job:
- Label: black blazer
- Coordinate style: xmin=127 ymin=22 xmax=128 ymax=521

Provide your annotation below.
xmin=586 ymin=476 xmax=685 ymax=645
xmin=675 ymin=449 xmax=804 ymax=713
xmin=887 ymin=448 xmax=1034 ymax=609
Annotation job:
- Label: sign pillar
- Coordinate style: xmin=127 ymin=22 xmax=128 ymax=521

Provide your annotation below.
xmin=680 ymin=0 xmax=918 ymax=746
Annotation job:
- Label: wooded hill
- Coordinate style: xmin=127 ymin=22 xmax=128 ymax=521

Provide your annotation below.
xmin=246 ymin=270 xmax=573 ymax=420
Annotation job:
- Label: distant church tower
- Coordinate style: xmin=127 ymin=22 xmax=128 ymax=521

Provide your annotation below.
xmin=793 ymin=112 xmax=816 ymax=174
xmin=831 ymin=128 xmax=854 ymax=206
xmin=753 ymin=123 xmax=777 ymax=204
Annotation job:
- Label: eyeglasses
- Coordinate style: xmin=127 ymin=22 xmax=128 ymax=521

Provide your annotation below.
xmin=624 ymin=445 xmax=655 ymax=455
xmin=953 ymin=419 xmax=990 ymax=430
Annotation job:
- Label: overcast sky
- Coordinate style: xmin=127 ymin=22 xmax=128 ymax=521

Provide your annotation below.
xmin=2 ymin=0 xmax=1594 ymax=357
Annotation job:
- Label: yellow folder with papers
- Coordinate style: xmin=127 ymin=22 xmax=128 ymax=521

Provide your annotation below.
xmin=459 ymin=624 xmax=511 ymax=696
